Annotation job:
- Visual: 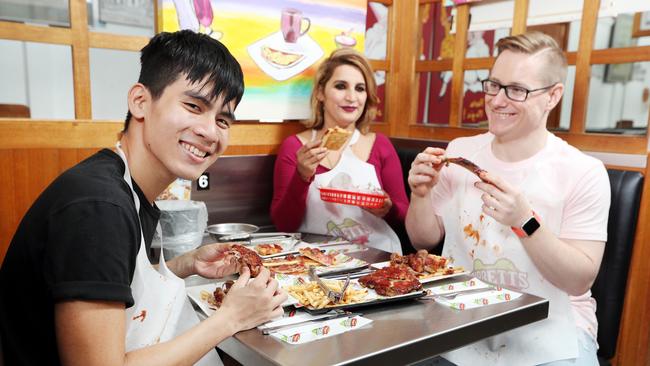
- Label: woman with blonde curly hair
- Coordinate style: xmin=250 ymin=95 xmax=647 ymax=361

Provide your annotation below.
xmin=271 ymin=48 xmax=408 ymax=253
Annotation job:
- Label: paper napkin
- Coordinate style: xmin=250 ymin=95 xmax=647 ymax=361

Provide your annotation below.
xmin=258 ymin=309 xmax=336 ymax=331
xmin=429 ymin=278 xmax=522 ymax=310
xmin=270 ymin=315 xmax=372 ymax=344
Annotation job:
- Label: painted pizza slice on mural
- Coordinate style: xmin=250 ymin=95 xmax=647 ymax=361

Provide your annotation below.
xmin=261 ymin=45 xmax=305 ymax=69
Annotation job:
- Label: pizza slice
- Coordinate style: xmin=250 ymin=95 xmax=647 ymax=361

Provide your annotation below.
xmin=321 ymin=126 xmax=352 ymax=150
xmin=261 ymin=45 xmax=305 ymax=68
xmin=270 ymin=263 xmax=307 ymax=275
xmin=262 ymin=254 xmax=301 ymax=267
xmin=298 ymin=248 xmax=338 ymax=266
xmin=255 ymin=243 xmax=284 ymax=256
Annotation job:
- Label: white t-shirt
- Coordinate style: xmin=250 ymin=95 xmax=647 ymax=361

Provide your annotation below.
xmin=430 ymin=132 xmax=610 ymax=343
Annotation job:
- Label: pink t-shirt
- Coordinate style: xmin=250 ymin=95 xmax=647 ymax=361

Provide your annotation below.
xmin=430 ymin=132 xmax=610 ymax=343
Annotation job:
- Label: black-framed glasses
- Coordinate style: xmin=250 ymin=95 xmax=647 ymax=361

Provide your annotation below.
xmin=481 ymin=79 xmax=556 ymax=102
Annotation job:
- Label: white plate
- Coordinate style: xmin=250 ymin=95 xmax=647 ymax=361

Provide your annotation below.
xmin=247 ymin=31 xmax=324 ymax=81
xmin=186 ymin=281 xmax=299 ymax=317
xmin=371 ymin=261 xmax=469 ymax=284
xmin=275 ymin=274 xmax=427 ymax=314
xmin=263 ymin=249 xmax=369 ymax=275
xmin=313 ymin=241 xmax=368 ymax=254
xmin=315 ymin=251 xmax=369 ymax=275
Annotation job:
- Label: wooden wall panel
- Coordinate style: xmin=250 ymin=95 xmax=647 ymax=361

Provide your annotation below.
xmin=449 ymin=5 xmax=469 ymax=127
xmin=11 ymin=151 xmax=31 ymax=232
xmin=614 ymin=153 xmax=650 ymax=366
xmin=0 ymin=20 xmax=72 ymax=45
xmin=569 ymin=0 xmax=599 ymax=133
xmin=511 ymin=0 xmax=529 ymax=35
xmin=0 ymin=119 xmax=306 ymax=258
xmin=389 ymin=0 xmax=418 ymax=137
xmin=0 ymin=150 xmax=16 ymax=257
xmin=70 ymin=0 xmax=92 ymax=119
xmin=1 ymin=147 xmax=103 ymax=258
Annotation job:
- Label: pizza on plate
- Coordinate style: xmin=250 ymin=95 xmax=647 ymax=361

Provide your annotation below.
xmin=255 ymin=243 xmax=284 ymax=256
xmin=298 ymin=248 xmax=338 ymax=266
xmin=262 ymin=254 xmax=321 ymax=275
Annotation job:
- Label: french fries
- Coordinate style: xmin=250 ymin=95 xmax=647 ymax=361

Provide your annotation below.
xmin=286 ymin=280 xmax=368 ymax=309
xmin=200 ymin=290 xmax=218 ymax=308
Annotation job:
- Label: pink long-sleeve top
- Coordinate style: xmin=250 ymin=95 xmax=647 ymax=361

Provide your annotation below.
xmin=271 ymin=132 xmax=409 ymax=233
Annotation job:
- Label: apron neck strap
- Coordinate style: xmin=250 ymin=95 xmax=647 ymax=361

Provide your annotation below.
xmin=115 ymin=142 xmax=171 ymax=266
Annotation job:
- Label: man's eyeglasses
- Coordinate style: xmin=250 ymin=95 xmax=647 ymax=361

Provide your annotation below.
xmin=481 ymin=79 xmax=556 ymax=102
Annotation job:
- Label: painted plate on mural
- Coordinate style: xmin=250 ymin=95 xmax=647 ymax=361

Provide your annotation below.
xmin=247 ymin=31 xmax=323 ymax=81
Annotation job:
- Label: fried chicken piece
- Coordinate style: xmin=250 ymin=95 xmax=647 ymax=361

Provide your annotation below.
xmin=423 ymin=253 xmax=449 ymax=274
xmin=389 ymin=252 xmax=409 ymax=266
xmin=409 ymin=252 xmax=426 ymax=273
xmin=390 ymin=251 xmax=425 ymax=273
xmin=212 ymin=280 xmax=235 ymax=308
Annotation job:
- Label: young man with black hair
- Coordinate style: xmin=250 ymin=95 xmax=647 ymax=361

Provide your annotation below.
xmin=0 ymin=30 xmax=286 ymax=365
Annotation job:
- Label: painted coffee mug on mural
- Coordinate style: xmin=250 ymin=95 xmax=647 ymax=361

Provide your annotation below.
xmin=281 ymin=8 xmax=311 ymax=43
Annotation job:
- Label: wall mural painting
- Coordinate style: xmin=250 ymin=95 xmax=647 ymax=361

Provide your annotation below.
xmin=418 ymin=2 xmax=493 ymax=126
xmin=161 ymin=0 xmax=367 ymax=120
xmin=365 ymin=2 xmax=387 ymax=121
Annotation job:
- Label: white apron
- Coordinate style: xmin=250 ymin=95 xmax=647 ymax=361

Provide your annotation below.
xmin=116 ymin=143 xmax=221 ymax=365
xmin=299 ymin=129 xmax=401 ymax=254
xmin=440 ymin=156 xmax=578 ymax=365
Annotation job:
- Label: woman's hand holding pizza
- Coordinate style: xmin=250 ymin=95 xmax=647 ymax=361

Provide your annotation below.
xmin=296 ymin=139 xmax=328 ymax=182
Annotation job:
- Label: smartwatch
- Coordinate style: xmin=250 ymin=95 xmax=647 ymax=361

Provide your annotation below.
xmin=511 ymin=211 xmax=541 ymax=238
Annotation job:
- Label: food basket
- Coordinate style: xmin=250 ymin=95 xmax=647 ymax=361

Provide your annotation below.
xmin=319 ymin=187 xmax=386 ymax=208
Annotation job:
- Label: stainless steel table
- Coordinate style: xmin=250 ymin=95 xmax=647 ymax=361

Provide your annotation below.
xmin=214 ymin=247 xmax=549 ymax=366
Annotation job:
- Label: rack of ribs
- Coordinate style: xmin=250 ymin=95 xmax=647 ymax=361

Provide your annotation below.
xmin=358 ymin=265 xmax=422 ymax=297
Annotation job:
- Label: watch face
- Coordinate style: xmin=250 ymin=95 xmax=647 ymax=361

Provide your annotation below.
xmin=522 ymin=217 xmax=541 ymax=236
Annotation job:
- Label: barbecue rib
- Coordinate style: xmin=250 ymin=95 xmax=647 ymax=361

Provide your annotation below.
xmin=212 ymin=280 xmax=235 ymax=308
xmin=443 ymin=157 xmax=491 ymax=183
xmin=358 ymin=265 xmax=422 ymax=297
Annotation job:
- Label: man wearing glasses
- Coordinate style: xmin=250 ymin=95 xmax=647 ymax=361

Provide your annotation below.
xmin=406 ymin=31 xmax=609 ymax=365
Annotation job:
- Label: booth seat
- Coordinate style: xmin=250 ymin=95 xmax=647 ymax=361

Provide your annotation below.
xmin=593 ymin=169 xmax=643 ymax=365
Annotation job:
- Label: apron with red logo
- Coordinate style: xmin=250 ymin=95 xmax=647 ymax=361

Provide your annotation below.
xmin=299 ymin=129 xmax=401 ymax=254
xmin=117 ymin=142 xmax=221 ymax=365
xmin=440 ymin=151 xmax=578 ymax=365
